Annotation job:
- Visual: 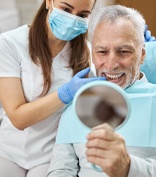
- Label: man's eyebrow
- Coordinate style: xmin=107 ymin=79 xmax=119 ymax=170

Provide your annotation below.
xmin=94 ymin=46 xmax=108 ymax=50
xmin=60 ymin=2 xmax=91 ymax=14
xmin=118 ymin=45 xmax=134 ymax=50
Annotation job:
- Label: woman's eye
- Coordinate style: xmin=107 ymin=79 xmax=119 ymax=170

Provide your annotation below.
xmin=78 ymin=14 xmax=88 ymax=18
xmin=62 ymin=7 xmax=71 ymax=13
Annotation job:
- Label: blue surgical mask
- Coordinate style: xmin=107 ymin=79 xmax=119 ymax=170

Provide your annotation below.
xmin=48 ymin=7 xmax=89 ymax=41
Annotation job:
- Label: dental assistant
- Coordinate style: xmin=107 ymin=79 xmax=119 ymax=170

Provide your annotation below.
xmin=0 ymin=0 xmax=104 ymax=176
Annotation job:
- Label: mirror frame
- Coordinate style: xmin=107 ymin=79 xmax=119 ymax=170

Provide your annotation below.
xmin=72 ymin=80 xmax=131 ymax=130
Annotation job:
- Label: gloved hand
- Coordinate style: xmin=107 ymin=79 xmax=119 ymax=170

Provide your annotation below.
xmin=144 ymin=25 xmax=156 ymax=42
xmin=58 ymin=68 xmax=106 ymax=104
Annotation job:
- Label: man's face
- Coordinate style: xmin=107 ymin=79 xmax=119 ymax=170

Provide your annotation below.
xmin=92 ymin=19 xmax=145 ymax=89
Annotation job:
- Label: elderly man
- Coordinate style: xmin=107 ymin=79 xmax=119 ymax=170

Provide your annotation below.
xmin=47 ymin=5 xmax=156 ymax=177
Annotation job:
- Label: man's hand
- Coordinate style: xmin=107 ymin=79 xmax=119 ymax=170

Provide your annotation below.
xmin=86 ymin=123 xmax=130 ymax=177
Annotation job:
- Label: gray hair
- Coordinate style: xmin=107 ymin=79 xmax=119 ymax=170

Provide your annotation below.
xmin=89 ymin=5 xmax=145 ymax=44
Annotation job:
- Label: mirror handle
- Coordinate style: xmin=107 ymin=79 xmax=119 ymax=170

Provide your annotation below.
xmin=91 ymin=163 xmax=103 ymax=172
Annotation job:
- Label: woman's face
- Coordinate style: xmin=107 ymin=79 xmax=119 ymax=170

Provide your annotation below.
xmin=46 ymin=0 xmax=95 ymax=19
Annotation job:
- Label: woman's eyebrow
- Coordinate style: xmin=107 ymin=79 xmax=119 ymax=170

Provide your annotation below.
xmin=60 ymin=2 xmax=91 ymax=14
xmin=60 ymin=2 xmax=74 ymax=9
xmin=81 ymin=10 xmax=91 ymax=14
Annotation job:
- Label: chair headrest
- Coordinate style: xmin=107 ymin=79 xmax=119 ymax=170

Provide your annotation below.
xmin=141 ymin=42 xmax=156 ymax=84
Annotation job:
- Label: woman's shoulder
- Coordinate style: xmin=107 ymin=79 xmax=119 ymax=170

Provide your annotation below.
xmin=0 ymin=25 xmax=29 ymax=47
xmin=1 ymin=25 xmax=29 ymax=36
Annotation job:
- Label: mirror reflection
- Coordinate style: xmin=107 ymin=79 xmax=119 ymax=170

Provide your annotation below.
xmin=75 ymin=84 xmax=129 ymax=129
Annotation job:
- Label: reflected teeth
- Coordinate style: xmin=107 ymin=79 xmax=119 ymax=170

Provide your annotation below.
xmin=105 ymin=73 xmax=123 ymax=79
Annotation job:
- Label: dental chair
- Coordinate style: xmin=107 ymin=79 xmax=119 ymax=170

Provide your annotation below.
xmin=141 ymin=41 xmax=156 ymax=84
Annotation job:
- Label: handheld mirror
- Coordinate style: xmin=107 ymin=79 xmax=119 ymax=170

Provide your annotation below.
xmin=73 ymin=81 xmax=131 ymax=171
xmin=73 ymin=81 xmax=130 ymax=130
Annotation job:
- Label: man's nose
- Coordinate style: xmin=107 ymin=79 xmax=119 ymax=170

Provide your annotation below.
xmin=105 ymin=53 xmax=119 ymax=70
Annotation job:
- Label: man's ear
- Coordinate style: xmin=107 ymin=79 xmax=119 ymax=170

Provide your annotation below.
xmin=140 ymin=44 xmax=146 ymax=64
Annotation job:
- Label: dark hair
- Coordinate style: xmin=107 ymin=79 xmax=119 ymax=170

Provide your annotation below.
xmin=29 ymin=0 xmax=93 ymax=96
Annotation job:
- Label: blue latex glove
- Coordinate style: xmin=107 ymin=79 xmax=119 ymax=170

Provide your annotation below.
xmin=144 ymin=25 xmax=156 ymax=42
xmin=58 ymin=68 xmax=106 ymax=104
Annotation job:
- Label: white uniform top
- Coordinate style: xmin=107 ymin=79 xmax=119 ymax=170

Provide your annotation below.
xmin=0 ymin=25 xmax=73 ymax=169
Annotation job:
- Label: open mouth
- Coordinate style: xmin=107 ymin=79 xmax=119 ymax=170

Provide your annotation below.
xmin=102 ymin=72 xmax=124 ymax=81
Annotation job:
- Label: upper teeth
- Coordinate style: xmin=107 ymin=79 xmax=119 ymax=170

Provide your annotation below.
xmin=105 ymin=73 xmax=123 ymax=79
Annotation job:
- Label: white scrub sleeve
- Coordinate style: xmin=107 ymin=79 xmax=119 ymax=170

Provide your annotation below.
xmin=128 ymin=155 xmax=156 ymax=177
xmin=0 ymin=37 xmax=20 ymax=77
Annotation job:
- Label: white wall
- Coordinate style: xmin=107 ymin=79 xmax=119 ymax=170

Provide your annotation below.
xmin=0 ymin=0 xmax=20 ymax=33
xmin=16 ymin=0 xmax=41 ymax=25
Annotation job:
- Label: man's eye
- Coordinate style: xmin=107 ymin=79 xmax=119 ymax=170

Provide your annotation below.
xmin=120 ymin=50 xmax=131 ymax=54
xmin=98 ymin=51 xmax=107 ymax=54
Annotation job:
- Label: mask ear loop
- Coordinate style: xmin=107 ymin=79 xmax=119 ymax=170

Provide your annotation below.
xmin=46 ymin=0 xmax=54 ymax=10
xmin=51 ymin=0 xmax=54 ymax=9
xmin=47 ymin=0 xmax=54 ymax=16
xmin=46 ymin=0 xmax=50 ymax=9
